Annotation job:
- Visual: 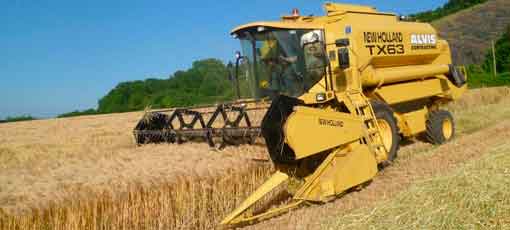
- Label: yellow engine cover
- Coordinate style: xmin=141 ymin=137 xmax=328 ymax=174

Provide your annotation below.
xmin=284 ymin=106 xmax=364 ymax=160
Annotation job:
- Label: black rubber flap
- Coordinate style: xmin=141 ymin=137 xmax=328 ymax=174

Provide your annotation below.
xmin=261 ymin=95 xmax=304 ymax=164
xmin=447 ymin=64 xmax=467 ymax=87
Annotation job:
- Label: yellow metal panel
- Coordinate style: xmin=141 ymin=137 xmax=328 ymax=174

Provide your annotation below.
xmin=432 ymin=40 xmax=453 ymax=65
xmin=220 ymin=171 xmax=289 ymax=225
xmin=323 ymin=2 xmax=378 ymax=15
xmin=284 ymin=106 xmax=363 ymax=159
xmin=400 ymin=108 xmax=428 ymax=136
xmin=441 ymin=76 xmax=468 ymax=100
xmin=349 ymin=20 xmax=443 ymax=68
xmin=375 ymin=79 xmax=445 ymax=105
xmin=294 ymin=144 xmax=378 ymax=201
xmin=362 ymin=64 xmax=450 ymax=87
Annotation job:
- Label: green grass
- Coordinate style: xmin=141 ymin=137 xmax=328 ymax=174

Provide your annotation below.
xmin=467 ymin=69 xmax=510 ymax=88
xmin=324 ymin=143 xmax=510 ymax=230
xmin=500 ymin=72 xmax=510 ymax=78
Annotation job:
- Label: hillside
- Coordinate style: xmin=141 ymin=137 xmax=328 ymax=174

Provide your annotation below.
xmin=433 ymin=0 xmax=510 ymax=65
xmin=411 ymin=0 xmax=489 ymax=22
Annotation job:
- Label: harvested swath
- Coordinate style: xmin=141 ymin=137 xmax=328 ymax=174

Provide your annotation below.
xmin=248 ymin=116 xmax=510 ymax=229
xmin=326 ymin=143 xmax=510 ymax=229
xmin=448 ymin=86 xmax=510 ymax=112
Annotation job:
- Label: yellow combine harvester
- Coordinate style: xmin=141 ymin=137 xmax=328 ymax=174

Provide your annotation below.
xmin=220 ymin=2 xmax=467 ymax=226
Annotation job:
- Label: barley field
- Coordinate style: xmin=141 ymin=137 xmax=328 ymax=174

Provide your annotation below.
xmin=1 ymin=87 xmax=509 ymax=229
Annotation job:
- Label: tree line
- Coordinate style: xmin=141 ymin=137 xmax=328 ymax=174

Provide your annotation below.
xmin=0 ymin=115 xmax=37 ymax=123
xmin=58 ymin=59 xmax=235 ymax=117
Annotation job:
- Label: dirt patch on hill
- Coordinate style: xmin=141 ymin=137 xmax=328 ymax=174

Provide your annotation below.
xmin=433 ymin=0 xmax=510 ymax=65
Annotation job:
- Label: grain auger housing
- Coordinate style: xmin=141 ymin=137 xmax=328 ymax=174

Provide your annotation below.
xmin=220 ymin=2 xmax=466 ymax=226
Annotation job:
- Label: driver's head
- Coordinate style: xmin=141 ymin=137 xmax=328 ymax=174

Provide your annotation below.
xmin=301 ymin=30 xmax=324 ymax=58
xmin=304 ymin=42 xmax=323 ymax=57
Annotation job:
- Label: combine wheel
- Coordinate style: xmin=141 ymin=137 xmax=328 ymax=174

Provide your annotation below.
xmin=425 ymin=110 xmax=455 ymax=145
xmin=371 ymin=101 xmax=400 ymax=163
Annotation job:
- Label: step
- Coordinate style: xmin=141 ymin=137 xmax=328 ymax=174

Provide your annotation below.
xmin=373 ymin=144 xmax=386 ymax=149
xmin=367 ymin=128 xmax=380 ymax=135
xmin=353 ymin=102 xmax=369 ymax=108
xmin=362 ymin=116 xmax=376 ymax=121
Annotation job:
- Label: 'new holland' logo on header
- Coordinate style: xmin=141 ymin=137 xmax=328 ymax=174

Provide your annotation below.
xmin=411 ymin=34 xmax=437 ymax=45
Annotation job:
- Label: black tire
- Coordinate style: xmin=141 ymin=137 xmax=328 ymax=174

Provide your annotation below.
xmin=371 ymin=101 xmax=401 ymax=163
xmin=426 ymin=110 xmax=455 ymax=145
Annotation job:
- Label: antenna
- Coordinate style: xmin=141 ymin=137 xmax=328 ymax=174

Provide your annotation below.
xmin=292 ymin=8 xmax=300 ymax=17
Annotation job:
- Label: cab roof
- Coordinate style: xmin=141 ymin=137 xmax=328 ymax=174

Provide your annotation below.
xmin=231 ymin=3 xmax=395 ymax=36
xmin=231 ymin=21 xmax=323 ymax=36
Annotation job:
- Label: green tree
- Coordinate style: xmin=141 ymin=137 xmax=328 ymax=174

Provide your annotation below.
xmin=58 ymin=109 xmax=98 ymax=118
xmin=1 ymin=115 xmax=37 ymax=123
xmin=95 ymin=58 xmax=234 ymax=113
xmin=483 ymin=26 xmax=510 ymax=74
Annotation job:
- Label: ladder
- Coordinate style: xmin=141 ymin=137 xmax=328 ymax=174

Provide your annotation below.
xmin=346 ymin=91 xmax=389 ymax=163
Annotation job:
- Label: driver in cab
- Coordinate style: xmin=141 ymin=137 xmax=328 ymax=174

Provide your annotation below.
xmin=301 ymin=30 xmax=326 ymax=89
xmin=259 ymin=39 xmax=298 ymax=92
xmin=259 ymin=30 xmax=326 ymax=96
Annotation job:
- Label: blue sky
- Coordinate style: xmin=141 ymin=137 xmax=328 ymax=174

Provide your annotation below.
xmin=0 ymin=0 xmax=447 ymax=119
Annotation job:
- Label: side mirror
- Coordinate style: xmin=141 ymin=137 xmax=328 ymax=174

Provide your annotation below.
xmin=335 ymin=39 xmax=350 ymax=69
xmin=335 ymin=38 xmax=350 ymax=47
xmin=233 ymin=51 xmax=244 ymax=99
xmin=338 ymin=48 xmax=350 ymax=69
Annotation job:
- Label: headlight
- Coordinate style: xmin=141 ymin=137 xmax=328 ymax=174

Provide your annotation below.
xmin=316 ymin=93 xmax=326 ymax=102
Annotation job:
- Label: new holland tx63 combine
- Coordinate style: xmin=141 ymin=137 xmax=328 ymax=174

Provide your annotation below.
xmin=135 ymin=2 xmax=467 ymax=226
